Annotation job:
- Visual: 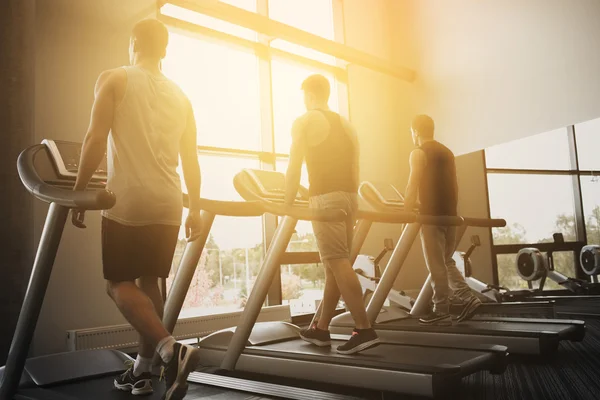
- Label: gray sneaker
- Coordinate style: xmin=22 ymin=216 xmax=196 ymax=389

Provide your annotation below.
xmin=456 ymin=296 xmax=482 ymax=323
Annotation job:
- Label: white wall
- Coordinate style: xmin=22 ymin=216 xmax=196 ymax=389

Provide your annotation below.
xmin=394 ymin=0 xmax=600 ymax=155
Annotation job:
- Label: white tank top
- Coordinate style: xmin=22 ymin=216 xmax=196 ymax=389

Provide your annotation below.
xmin=101 ymin=66 xmax=190 ymax=226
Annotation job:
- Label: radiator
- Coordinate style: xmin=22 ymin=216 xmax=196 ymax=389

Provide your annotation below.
xmin=66 ymin=305 xmax=291 ymax=352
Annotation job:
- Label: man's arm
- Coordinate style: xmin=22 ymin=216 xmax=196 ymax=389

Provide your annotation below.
xmin=180 ymin=100 xmax=201 ymax=212
xmin=284 ymin=117 xmax=307 ymax=206
xmin=404 ymin=149 xmax=427 ymax=211
xmin=74 ymin=70 xmax=121 ymax=191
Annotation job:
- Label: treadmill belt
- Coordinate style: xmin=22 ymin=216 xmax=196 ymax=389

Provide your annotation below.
xmin=380 ymin=317 xmax=574 ymax=337
xmin=235 ymin=338 xmax=499 ymax=374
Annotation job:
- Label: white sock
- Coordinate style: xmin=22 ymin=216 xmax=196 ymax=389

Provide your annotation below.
xmin=133 ymin=355 xmax=153 ymax=377
xmin=156 ymin=336 xmax=176 ymax=363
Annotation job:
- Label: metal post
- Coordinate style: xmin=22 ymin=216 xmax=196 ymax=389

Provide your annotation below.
xmin=221 ymin=216 xmax=297 ymax=371
xmin=309 ymin=219 xmax=372 ymax=326
xmin=245 ymin=248 xmax=250 ymax=291
xmin=152 ymin=211 xmax=215 ymax=366
xmin=366 ymin=223 xmax=421 ymax=323
xmin=410 ymin=276 xmax=433 ymax=316
xmin=0 ymin=203 xmax=68 ymax=399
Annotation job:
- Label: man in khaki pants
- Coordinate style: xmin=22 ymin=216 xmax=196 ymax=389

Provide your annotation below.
xmin=284 ymin=74 xmax=380 ymax=355
xmin=404 ymin=114 xmax=481 ymax=325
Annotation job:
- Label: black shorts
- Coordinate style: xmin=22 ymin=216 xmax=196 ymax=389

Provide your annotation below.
xmin=101 ymin=217 xmax=180 ymax=282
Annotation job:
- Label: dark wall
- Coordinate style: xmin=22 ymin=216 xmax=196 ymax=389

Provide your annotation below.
xmin=0 ymin=0 xmax=36 ymax=364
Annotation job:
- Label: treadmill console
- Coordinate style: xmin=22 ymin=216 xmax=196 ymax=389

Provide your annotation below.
xmin=42 ymin=139 xmax=107 ymax=181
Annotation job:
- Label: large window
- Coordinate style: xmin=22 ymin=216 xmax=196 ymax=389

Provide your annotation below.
xmin=486 ymin=123 xmax=600 ymax=289
xmin=496 ymin=252 xmax=576 ymax=291
xmin=170 ymin=156 xmax=262 ymax=315
xmin=488 ymin=174 xmax=576 ymax=244
xmin=160 ymin=0 xmax=345 ymax=316
xmin=163 ymin=33 xmax=262 ymax=151
xmin=580 ymin=176 xmax=600 ymax=244
xmin=485 ymin=128 xmax=572 ymax=171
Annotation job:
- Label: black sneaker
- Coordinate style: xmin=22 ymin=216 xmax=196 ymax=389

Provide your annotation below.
xmin=300 ymin=324 xmax=331 ymax=347
xmin=456 ymin=296 xmax=482 ymax=323
xmin=114 ymin=362 xmax=153 ymax=395
xmin=336 ymin=328 xmax=381 ymax=355
xmin=419 ymin=311 xmax=452 ymax=326
xmin=160 ymin=343 xmax=202 ymax=400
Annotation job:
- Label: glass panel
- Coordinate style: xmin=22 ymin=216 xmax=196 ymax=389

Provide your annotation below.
xmin=271 ymin=60 xmax=339 ymax=154
xmin=163 ymin=32 xmax=262 ymax=151
xmin=547 ymin=251 xmax=577 ymax=290
xmin=170 ymin=155 xmax=264 ymax=316
xmin=488 ymin=174 xmax=576 ymax=244
xmin=497 ymin=254 xmax=529 ymax=290
xmin=268 ymin=0 xmax=335 ymax=40
xmin=161 ymin=2 xmax=257 ymax=41
xmin=485 ymin=128 xmax=572 ymax=170
xmin=275 ymin=159 xmax=318 ymax=252
xmin=580 ymin=176 xmax=600 ymax=244
xmin=281 ymin=262 xmax=328 ymax=316
xmin=575 ymin=117 xmax=600 ymax=170
xmin=496 ymin=251 xmax=576 ymax=291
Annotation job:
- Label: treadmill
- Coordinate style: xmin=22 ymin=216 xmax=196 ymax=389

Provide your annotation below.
xmin=0 ymin=141 xmax=365 ymax=400
xmin=162 ymin=169 xmax=508 ymax=399
xmin=328 ymin=182 xmax=585 ymax=356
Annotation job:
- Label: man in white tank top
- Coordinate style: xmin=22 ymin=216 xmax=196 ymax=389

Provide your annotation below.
xmin=72 ymin=19 xmax=201 ymax=400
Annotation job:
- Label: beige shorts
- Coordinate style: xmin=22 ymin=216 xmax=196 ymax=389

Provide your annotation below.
xmin=309 ymin=191 xmax=358 ymax=261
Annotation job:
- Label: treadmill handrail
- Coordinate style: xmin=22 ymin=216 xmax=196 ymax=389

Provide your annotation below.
xmin=462 ymin=217 xmax=506 ymax=228
xmin=262 ymin=202 xmax=347 ymax=222
xmin=17 ymin=145 xmax=116 ymax=210
xmin=417 ymin=215 xmax=464 ymax=226
xmin=356 ymin=209 xmax=417 ymax=224
xmin=234 ymin=170 xmax=347 ymax=222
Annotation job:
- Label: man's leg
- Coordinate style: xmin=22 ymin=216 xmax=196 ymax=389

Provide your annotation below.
xmin=107 ymin=279 xmax=171 ymax=395
xmin=445 ymin=226 xmax=471 ymax=294
xmin=443 ymin=227 xmax=482 ymax=322
xmin=132 ymin=276 xmax=165 ymax=377
xmin=419 ymin=225 xmax=452 ymax=325
xmin=106 ymin=280 xmax=172 ymax=355
xmin=103 ymin=218 xmax=200 ymax=400
xmin=316 ymin=267 xmax=340 ymax=331
xmin=316 ymin=211 xmax=354 ymax=331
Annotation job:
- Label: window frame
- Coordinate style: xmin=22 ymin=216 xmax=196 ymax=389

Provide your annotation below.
xmin=484 ymin=125 xmax=599 ymax=285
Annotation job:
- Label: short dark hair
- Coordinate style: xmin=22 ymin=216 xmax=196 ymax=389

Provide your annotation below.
xmin=132 ymin=19 xmax=169 ymax=59
xmin=301 ymin=74 xmax=331 ymax=102
xmin=412 ymin=114 xmax=435 ymax=138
